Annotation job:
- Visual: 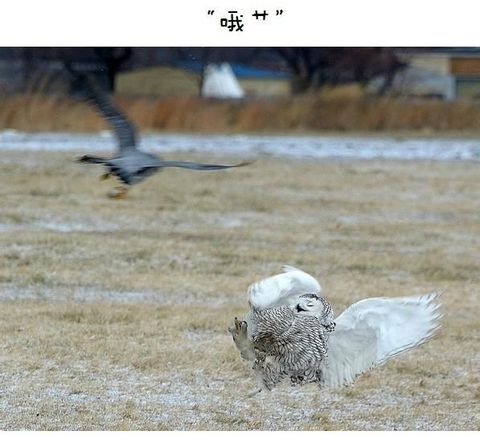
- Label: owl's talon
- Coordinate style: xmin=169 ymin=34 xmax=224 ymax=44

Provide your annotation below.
xmin=240 ymin=321 xmax=248 ymax=334
xmin=230 ymin=318 xmax=247 ymax=341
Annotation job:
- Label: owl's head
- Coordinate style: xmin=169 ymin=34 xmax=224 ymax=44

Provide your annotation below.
xmin=295 ymin=293 xmax=326 ymax=315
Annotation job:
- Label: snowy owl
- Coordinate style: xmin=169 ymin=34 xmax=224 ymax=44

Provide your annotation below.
xmin=229 ymin=265 xmax=442 ymax=395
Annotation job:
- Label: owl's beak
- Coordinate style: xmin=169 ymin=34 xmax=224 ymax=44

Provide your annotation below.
xmin=296 ymin=304 xmax=307 ymax=312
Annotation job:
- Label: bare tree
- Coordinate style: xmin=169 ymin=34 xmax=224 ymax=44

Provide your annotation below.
xmin=93 ymin=48 xmax=133 ymax=92
xmin=274 ymin=47 xmax=406 ymax=94
xmin=1 ymin=47 xmax=407 ymax=97
xmin=274 ymin=48 xmax=332 ymax=93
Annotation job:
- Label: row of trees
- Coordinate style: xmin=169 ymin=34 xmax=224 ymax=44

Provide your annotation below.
xmin=274 ymin=48 xmax=405 ymax=94
xmin=0 ymin=47 xmax=406 ymax=95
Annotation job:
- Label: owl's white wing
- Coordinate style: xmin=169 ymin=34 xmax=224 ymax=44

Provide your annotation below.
xmin=248 ymin=265 xmax=322 ymax=310
xmin=324 ymin=293 xmax=441 ymax=388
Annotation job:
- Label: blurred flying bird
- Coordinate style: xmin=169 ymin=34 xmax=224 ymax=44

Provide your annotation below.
xmin=229 ymin=265 xmax=442 ymax=396
xmin=73 ymin=73 xmax=250 ymax=198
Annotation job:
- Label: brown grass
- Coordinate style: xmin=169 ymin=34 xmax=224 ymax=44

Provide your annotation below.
xmin=3 ymin=92 xmax=480 ymax=133
xmin=0 ymin=150 xmax=479 ymax=430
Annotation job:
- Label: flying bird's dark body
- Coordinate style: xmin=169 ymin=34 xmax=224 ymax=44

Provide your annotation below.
xmin=75 ymin=74 xmax=250 ymax=197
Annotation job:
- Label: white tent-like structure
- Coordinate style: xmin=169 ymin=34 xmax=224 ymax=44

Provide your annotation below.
xmin=201 ymin=63 xmax=245 ymax=99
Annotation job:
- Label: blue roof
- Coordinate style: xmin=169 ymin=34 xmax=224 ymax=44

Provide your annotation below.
xmin=176 ymin=60 xmax=289 ymax=79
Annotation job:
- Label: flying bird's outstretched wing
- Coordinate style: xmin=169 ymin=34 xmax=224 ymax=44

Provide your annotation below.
xmin=323 ymin=293 xmax=442 ymax=388
xmin=81 ymin=74 xmax=137 ymax=151
xmin=247 ymin=265 xmax=322 ymax=310
xmin=141 ymin=160 xmax=252 ymax=171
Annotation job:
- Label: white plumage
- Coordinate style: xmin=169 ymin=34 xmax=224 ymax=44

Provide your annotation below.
xmin=324 ymin=293 xmax=441 ymax=387
xmin=230 ymin=266 xmax=442 ymax=394
xmin=247 ymin=265 xmax=322 ymax=310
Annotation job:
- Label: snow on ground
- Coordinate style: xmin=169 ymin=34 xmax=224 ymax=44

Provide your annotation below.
xmin=1 ymin=132 xmax=478 ymax=430
xmin=1 ymin=130 xmax=480 ymax=160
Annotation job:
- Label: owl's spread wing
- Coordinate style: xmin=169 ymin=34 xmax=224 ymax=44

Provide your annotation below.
xmin=247 ymin=265 xmax=322 ymax=310
xmin=323 ymin=293 xmax=441 ymax=387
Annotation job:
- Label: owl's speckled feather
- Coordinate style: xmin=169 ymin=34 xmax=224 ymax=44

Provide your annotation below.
xmin=249 ymin=298 xmax=335 ymax=390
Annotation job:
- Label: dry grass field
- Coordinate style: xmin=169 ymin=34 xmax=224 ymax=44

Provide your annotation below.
xmin=0 ymin=149 xmax=479 ymax=430
xmin=4 ymin=92 xmax=480 ymax=134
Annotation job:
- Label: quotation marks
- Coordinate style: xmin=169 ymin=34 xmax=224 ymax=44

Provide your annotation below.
xmin=207 ymin=8 xmax=284 ymax=31
xmin=252 ymin=9 xmax=284 ymax=20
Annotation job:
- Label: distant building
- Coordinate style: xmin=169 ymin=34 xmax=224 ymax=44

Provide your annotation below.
xmin=374 ymin=48 xmax=480 ymax=100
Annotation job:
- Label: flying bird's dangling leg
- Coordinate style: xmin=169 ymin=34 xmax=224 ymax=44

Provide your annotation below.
xmin=109 ymin=185 xmax=129 ymax=200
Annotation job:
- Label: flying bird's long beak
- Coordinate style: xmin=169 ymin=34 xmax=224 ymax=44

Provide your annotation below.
xmin=236 ymin=161 xmax=254 ymax=167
